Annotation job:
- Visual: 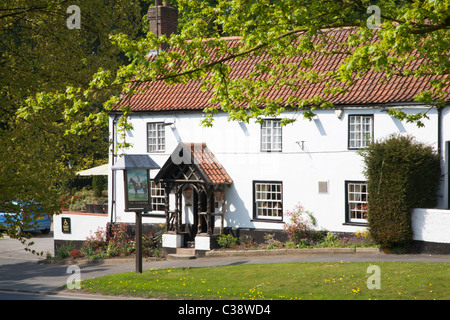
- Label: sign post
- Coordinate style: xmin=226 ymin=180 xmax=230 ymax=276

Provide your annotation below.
xmin=111 ymin=155 xmax=160 ymax=273
xmin=135 ymin=211 xmax=143 ymax=273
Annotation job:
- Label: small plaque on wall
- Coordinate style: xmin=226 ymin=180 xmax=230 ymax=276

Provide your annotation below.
xmin=62 ymin=217 xmax=71 ymax=234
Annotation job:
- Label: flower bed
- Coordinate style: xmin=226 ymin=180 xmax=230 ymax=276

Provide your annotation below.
xmin=215 ymin=230 xmax=378 ymax=251
xmin=215 ymin=203 xmax=378 ymax=251
xmin=53 ymin=223 xmax=161 ymax=261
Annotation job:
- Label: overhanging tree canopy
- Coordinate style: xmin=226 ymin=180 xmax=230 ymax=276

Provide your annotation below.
xmin=102 ymin=0 xmax=449 ymax=130
xmin=0 ymin=0 xmax=151 ymax=242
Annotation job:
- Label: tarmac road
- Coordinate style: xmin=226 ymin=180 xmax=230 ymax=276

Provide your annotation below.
xmin=1 ymin=231 xmax=450 ymax=300
xmin=0 ymin=231 xmax=54 ymax=261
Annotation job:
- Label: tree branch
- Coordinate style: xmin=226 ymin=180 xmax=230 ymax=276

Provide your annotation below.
xmin=0 ymin=5 xmax=48 ymax=19
xmin=132 ymin=22 xmax=359 ymax=84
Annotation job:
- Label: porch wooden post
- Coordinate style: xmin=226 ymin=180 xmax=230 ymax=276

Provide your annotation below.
xmin=164 ymin=185 xmax=170 ymax=231
xmin=206 ymin=188 xmax=212 ymax=235
xmin=175 ymin=186 xmax=180 ymax=233
xmin=221 ymin=187 xmax=226 ymax=234
xmin=197 ymin=189 xmax=202 ymax=234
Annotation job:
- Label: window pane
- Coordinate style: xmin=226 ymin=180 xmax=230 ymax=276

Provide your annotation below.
xmin=148 ymin=123 xmax=165 ymax=152
xmin=349 ymin=116 xmax=373 ymax=149
xmin=151 ymin=181 xmax=165 ymax=211
xmin=255 ymin=182 xmax=282 ymax=219
xmin=273 ymin=142 xmax=282 ymax=150
xmin=347 ymin=182 xmax=368 ymax=222
xmin=261 ymin=120 xmax=282 ymax=151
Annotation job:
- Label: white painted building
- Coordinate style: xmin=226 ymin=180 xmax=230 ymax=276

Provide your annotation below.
xmin=54 ymin=3 xmax=450 ymax=254
xmin=109 ymin=107 xmax=443 ymax=234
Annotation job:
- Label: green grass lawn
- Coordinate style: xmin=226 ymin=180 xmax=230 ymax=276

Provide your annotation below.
xmin=79 ymin=262 xmax=449 ymax=300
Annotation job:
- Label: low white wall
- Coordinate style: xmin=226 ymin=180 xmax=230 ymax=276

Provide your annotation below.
xmin=412 ymin=208 xmax=450 ymax=244
xmin=53 ymin=212 xmax=109 ymax=242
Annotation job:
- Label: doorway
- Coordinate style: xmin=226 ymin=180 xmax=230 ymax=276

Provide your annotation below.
xmin=181 ymin=185 xmax=210 ymax=244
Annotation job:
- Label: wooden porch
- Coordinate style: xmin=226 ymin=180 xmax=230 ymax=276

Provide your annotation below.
xmin=154 ymin=143 xmax=232 ymax=248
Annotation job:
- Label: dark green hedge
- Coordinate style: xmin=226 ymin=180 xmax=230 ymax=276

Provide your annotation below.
xmin=361 ymin=134 xmax=441 ymax=249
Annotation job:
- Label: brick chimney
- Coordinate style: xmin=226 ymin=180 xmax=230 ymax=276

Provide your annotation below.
xmin=148 ymin=0 xmax=178 ymax=39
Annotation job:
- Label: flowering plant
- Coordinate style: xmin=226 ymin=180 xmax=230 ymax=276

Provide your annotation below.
xmin=360 ymin=203 xmax=369 ymax=219
xmin=80 ymin=223 xmax=161 ymax=259
xmin=283 ymin=203 xmax=317 ymax=245
xmin=70 ymin=249 xmax=81 ymax=259
xmin=59 ymin=195 xmax=81 ymax=209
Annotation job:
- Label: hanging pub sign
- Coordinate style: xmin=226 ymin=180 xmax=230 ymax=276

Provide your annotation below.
xmin=111 ymin=154 xmax=160 ymax=212
xmin=111 ymin=154 xmax=160 ymax=273
xmin=124 ymin=168 xmax=152 ymax=212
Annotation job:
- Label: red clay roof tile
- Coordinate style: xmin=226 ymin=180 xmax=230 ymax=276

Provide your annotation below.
xmin=154 ymin=143 xmax=232 ymax=185
xmin=115 ymin=28 xmax=449 ymax=112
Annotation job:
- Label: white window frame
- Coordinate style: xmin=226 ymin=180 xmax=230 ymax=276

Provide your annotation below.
xmin=348 ymin=115 xmax=373 ymax=149
xmin=346 ymin=181 xmax=368 ymax=224
xmin=147 ymin=122 xmax=165 ymax=152
xmin=261 ymin=119 xmax=282 ymax=152
xmin=150 ymin=181 xmax=165 ymax=212
xmin=254 ymin=181 xmax=283 ymax=220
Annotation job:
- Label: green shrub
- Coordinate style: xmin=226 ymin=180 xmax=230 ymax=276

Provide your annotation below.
xmin=239 ymin=235 xmax=257 ymax=248
xmin=143 ymin=233 xmax=161 ymax=257
xmin=216 ymin=234 xmax=239 ymax=248
xmin=63 ymin=188 xmax=108 ymax=211
xmin=81 ymin=227 xmax=108 ymax=258
xmin=92 ymin=176 xmax=106 ymax=198
xmin=315 ymin=232 xmax=340 ymax=247
xmin=263 ymin=233 xmax=284 ymax=249
xmin=361 ymin=134 xmax=441 ymax=249
xmin=55 ymin=242 xmax=73 ymax=259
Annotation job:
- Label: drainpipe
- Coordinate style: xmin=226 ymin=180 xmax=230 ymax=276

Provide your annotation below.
xmin=437 ymin=106 xmax=447 ymax=208
xmin=437 ymin=106 xmax=442 ymax=157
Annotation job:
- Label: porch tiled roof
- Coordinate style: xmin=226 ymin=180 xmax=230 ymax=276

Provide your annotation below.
xmin=191 ymin=143 xmax=232 ymax=185
xmin=155 ymin=143 xmax=232 ymax=185
xmin=115 ymin=28 xmax=449 ymax=112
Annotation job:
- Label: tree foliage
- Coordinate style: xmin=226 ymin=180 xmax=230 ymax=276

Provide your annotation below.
xmin=0 ymin=0 xmax=150 ymax=240
xmin=99 ymin=0 xmax=449 ymax=128
xmin=361 ymin=134 xmax=441 ymax=249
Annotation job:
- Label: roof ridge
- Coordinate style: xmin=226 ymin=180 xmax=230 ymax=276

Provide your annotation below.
xmin=116 ymin=27 xmax=449 ymax=112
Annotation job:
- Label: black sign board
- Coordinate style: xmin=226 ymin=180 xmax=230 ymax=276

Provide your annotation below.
xmin=62 ymin=217 xmax=71 ymax=234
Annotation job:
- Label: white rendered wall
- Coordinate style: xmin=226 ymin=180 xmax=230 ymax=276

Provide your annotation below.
xmin=412 ymin=209 xmax=450 ymax=244
xmin=53 ymin=212 xmax=109 ymax=242
xmin=109 ymin=106 xmax=441 ymax=234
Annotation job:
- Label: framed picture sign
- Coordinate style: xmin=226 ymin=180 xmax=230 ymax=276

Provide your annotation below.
xmin=124 ymin=169 xmax=152 ymax=212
